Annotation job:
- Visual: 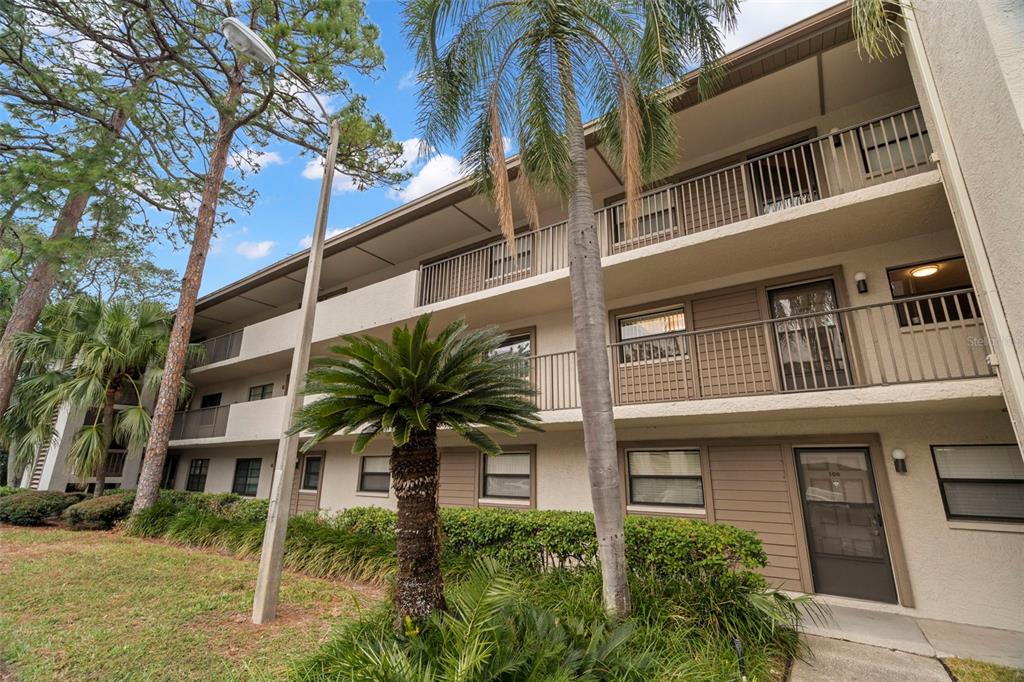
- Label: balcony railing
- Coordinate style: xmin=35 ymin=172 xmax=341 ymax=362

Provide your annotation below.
xmin=170 ymin=404 xmax=230 ymax=440
xmin=419 ymin=106 xmax=933 ymax=305
xmin=190 ymin=329 xmax=243 ymax=368
xmin=524 ymin=289 xmax=991 ymax=411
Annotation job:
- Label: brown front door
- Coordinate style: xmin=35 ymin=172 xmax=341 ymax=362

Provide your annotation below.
xmin=290 ymin=452 xmax=324 ymax=515
xmin=795 ymin=448 xmax=897 ymax=603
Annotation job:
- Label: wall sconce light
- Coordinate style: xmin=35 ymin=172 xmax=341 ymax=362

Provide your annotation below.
xmin=891 ymin=448 xmax=907 ymax=473
xmin=854 ymin=271 xmax=868 ymax=294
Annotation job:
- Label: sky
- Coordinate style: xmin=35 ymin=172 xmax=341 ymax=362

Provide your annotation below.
xmin=154 ymin=0 xmax=838 ymax=297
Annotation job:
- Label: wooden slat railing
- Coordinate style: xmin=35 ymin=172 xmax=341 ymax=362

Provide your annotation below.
xmin=419 ymin=106 xmax=933 ymax=305
xmin=525 ymin=289 xmax=990 ymax=411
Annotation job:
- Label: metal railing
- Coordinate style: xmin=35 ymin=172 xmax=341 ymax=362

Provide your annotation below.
xmin=170 ymin=404 xmax=231 ymax=440
xmin=419 ymin=106 xmax=933 ymax=305
xmin=524 ymin=290 xmax=990 ymax=411
xmin=190 ymin=329 xmax=243 ymax=368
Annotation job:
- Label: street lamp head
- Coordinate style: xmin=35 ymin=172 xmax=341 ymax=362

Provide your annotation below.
xmin=221 ymin=17 xmax=277 ymax=66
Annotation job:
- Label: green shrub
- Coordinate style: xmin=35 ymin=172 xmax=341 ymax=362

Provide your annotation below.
xmin=0 ymin=490 xmax=83 ymax=525
xmin=0 ymin=485 xmax=21 ymax=498
xmin=293 ymin=558 xmax=650 ymax=682
xmin=62 ymin=491 xmax=135 ymax=530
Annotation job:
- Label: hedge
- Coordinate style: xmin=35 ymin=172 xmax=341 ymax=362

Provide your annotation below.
xmin=62 ymin=491 xmax=136 ymax=530
xmin=0 ymin=486 xmax=20 ymax=498
xmin=0 ymin=490 xmax=84 ymax=525
xmin=125 ymin=491 xmax=767 ymax=586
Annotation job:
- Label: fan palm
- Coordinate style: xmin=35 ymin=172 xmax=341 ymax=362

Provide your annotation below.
xmin=404 ymin=0 xmax=739 ymax=615
xmin=293 ymin=315 xmax=541 ymax=624
xmin=0 ymin=296 xmax=194 ymax=493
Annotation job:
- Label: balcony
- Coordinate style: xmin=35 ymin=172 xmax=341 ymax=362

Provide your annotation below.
xmin=190 ymin=329 xmax=243 ymax=368
xmin=170 ymin=405 xmax=230 ymax=440
xmin=524 ymin=290 xmax=991 ymax=412
xmin=419 ymin=106 xmax=934 ymax=306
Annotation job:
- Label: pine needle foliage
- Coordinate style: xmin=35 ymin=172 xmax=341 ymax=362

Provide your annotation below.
xmin=293 ymin=315 xmax=541 ymax=456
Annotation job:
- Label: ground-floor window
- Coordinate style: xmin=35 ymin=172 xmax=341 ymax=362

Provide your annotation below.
xmin=301 ymin=455 xmax=322 ymax=491
xmin=931 ymin=444 xmax=1024 ymax=522
xmin=626 ymin=448 xmax=704 ymax=507
xmin=186 ymin=458 xmax=209 ymax=492
xmin=358 ymin=456 xmax=390 ymax=493
xmin=481 ymin=452 xmax=530 ymax=500
xmin=232 ymin=458 xmax=262 ymax=497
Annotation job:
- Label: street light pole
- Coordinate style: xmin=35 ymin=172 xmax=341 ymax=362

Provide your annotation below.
xmin=218 ymin=16 xmax=340 ymax=625
xmin=252 ymin=117 xmax=339 ymax=624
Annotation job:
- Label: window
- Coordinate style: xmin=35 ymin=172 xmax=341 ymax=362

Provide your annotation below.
xmin=232 ymin=458 xmax=262 ymax=497
xmin=932 ymin=445 xmax=1024 ymax=522
xmin=490 ymin=332 xmax=532 ymax=358
xmin=186 ymin=458 xmax=209 ymax=492
xmin=887 ymin=257 xmax=977 ymax=327
xmin=481 ymin=452 xmax=531 ymax=500
xmin=858 ymin=117 xmax=931 ymax=176
xmin=486 ymin=241 xmax=531 ymax=280
xmin=612 ymin=202 xmax=676 ymax=244
xmin=248 ymin=383 xmax=273 ymax=401
xmin=616 ymin=306 xmax=687 ymax=363
xmin=199 ymin=393 xmax=222 ymax=409
xmin=104 ymin=451 xmax=127 ymax=477
xmin=748 ymin=142 xmax=818 ymax=214
xmin=301 ymin=456 xmax=322 ymax=491
xmin=358 ymin=456 xmax=390 ymax=493
xmin=627 ymin=449 xmax=704 ymax=507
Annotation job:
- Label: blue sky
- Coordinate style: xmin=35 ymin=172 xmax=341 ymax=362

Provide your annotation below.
xmin=155 ymin=0 xmax=836 ymax=296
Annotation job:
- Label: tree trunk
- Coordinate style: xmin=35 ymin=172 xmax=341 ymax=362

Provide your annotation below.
xmin=391 ymin=427 xmax=445 ymax=628
xmin=0 ymin=102 xmax=135 ymax=420
xmin=132 ymin=87 xmax=241 ymax=515
xmin=558 ymin=58 xmax=632 ymax=617
xmin=95 ymin=385 xmax=117 ymax=497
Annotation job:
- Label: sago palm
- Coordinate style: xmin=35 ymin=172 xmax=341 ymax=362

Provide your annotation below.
xmin=1 ymin=296 xmax=194 ymax=493
xmin=293 ymin=315 xmax=541 ymax=624
xmin=404 ymin=0 xmax=739 ymax=615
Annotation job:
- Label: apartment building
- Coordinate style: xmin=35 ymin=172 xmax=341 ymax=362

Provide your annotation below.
xmin=24 ymin=4 xmax=1024 ymax=633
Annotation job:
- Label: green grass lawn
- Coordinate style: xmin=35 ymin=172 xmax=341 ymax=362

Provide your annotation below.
xmin=0 ymin=526 xmax=382 ymax=681
xmin=946 ymin=658 xmax=1024 ymax=682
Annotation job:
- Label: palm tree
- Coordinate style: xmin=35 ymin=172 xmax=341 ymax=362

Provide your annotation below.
xmin=404 ymin=0 xmax=739 ymax=615
xmin=0 ymin=296 xmax=193 ymax=493
xmin=292 ymin=315 xmax=541 ymax=624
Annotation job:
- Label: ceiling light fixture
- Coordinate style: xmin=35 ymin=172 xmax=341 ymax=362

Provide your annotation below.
xmin=911 ymin=265 xmax=939 ymax=278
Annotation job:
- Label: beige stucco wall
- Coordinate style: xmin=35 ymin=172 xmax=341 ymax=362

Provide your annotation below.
xmin=289 ymin=407 xmax=1022 ymax=631
xmin=905 ymin=0 xmax=1024 ymax=446
xmin=172 ymin=444 xmax=276 ymax=498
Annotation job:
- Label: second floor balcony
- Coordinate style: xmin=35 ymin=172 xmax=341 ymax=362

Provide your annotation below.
xmin=524 ymin=289 xmax=991 ymax=412
xmin=418 ymin=106 xmax=934 ymax=306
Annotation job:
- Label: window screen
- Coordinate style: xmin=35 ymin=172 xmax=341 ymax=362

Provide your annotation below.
xmin=627 ymin=449 xmax=704 ymax=507
xmin=359 ymin=456 xmax=390 ymax=492
xmin=301 ymin=456 xmax=322 ymax=490
xmin=482 ymin=453 xmax=530 ymax=499
xmin=232 ymin=458 xmax=262 ymax=497
xmin=248 ymin=383 xmax=273 ymax=401
xmin=617 ymin=307 xmax=686 ymax=363
xmin=932 ymin=445 xmax=1024 ymax=522
xmin=186 ymin=458 xmax=209 ymax=492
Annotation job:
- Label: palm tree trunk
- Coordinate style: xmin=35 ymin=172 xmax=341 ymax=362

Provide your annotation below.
xmin=0 ymin=98 xmax=138 ymax=420
xmin=132 ymin=81 xmax=242 ymax=515
xmin=95 ymin=386 xmax=117 ymax=497
xmin=558 ymin=57 xmax=632 ymax=617
xmin=391 ymin=427 xmax=445 ymax=627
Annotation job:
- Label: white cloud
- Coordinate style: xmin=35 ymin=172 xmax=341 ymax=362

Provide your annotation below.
xmin=398 ymin=69 xmax=418 ymax=91
xmin=391 ymin=153 xmax=464 ymax=203
xmin=722 ymin=1 xmax=835 ymax=53
xmin=298 ymin=227 xmax=346 ymax=250
xmin=301 ymin=157 xmax=363 ymax=193
xmin=235 ymin=240 xmax=276 ymax=260
xmin=228 ymin=150 xmax=285 ymax=173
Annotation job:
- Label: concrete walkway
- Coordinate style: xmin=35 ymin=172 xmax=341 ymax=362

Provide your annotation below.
xmin=797 ymin=603 xmax=1024 ymax=671
xmin=791 ymin=636 xmax=951 ymax=681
